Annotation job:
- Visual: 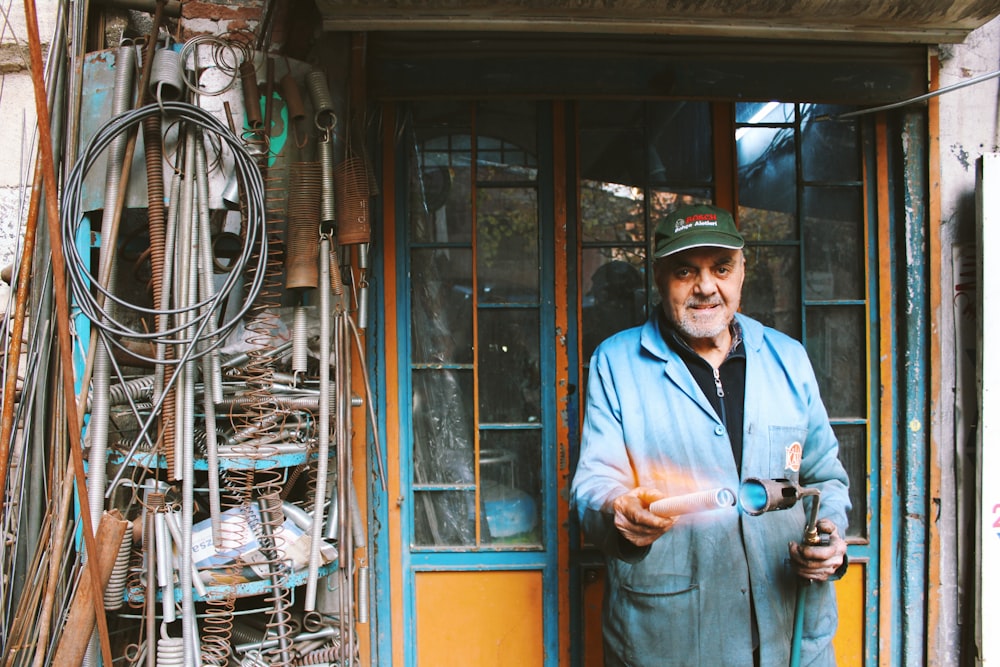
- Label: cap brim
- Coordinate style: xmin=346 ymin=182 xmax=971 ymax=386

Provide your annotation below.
xmin=654 ymin=236 xmax=745 ymax=259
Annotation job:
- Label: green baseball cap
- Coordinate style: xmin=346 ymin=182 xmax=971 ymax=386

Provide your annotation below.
xmin=653 ymin=204 xmax=745 ymax=259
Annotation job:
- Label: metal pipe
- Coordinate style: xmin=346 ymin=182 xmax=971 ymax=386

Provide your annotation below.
xmin=648 ymin=487 xmax=736 ymax=518
xmin=306 ymin=234 xmax=333 ymax=611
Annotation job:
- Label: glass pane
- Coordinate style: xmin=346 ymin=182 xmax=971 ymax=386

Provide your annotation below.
xmin=647 ymin=101 xmax=713 ymax=184
xmin=580 ymin=101 xmax=644 ymax=192
xmin=802 ymin=105 xmax=860 ymax=182
xmin=477 ymin=101 xmax=537 ymax=182
xmin=411 ymin=248 xmax=473 ymax=364
xmin=480 ymin=430 xmax=542 ymax=545
xmin=805 ymin=305 xmax=866 ymax=419
xmin=411 ymin=109 xmax=474 ymax=243
xmin=477 ymin=187 xmax=539 ymax=302
xmin=479 ymin=309 xmax=541 ymax=424
xmin=581 ymin=179 xmax=645 ymax=244
xmin=737 ymin=127 xmax=797 ymax=240
xmin=736 ymin=101 xmax=795 ymax=124
xmin=581 ymin=249 xmax=647 ymax=360
xmin=741 ymin=245 xmax=801 ymax=339
xmin=833 ymin=423 xmax=867 ymax=540
xmin=412 ymin=368 xmax=474 ymax=483
xmin=413 ymin=490 xmax=475 ymax=547
xmin=803 ymin=187 xmax=864 ymax=300
xmin=412 ymin=163 xmax=473 ymax=245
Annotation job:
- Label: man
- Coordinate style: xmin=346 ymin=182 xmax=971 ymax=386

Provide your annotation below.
xmin=571 ymin=204 xmax=851 ymax=667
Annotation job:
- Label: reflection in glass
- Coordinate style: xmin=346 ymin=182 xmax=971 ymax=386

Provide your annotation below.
xmin=581 ymin=249 xmax=647 ymax=360
xmin=477 ymin=100 xmax=537 ymax=183
xmin=833 ymin=424 xmax=867 ymax=540
xmin=803 ymin=187 xmax=864 ymax=301
xmin=805 ymin=305 xmax=866 ymax=419
xmin=736 ymin=101 xmax=795 ymax=124
xmin=647 ymin=101 xmax=714 ymax=184
xmin=737 ymin=126 xmax=797 ymax=242
xmin=581 ymin=180 xmax=645 ymax=244
xmin=480 ymin=430 xmax=542 ymax=546
xmin=411 ymin=134 xmax=473 ymax=243
xmin=477 ymin=188 xmax=539 ymax=302
xmin=479 ymin=309 xmax=540 ymax=424
xmin=411 ymin=248 xmax=472 ymax=365
xmin=741 ymin=245 xmax=801 ymax=339
xmin=802 ymin=106 xmax=860 ymax=182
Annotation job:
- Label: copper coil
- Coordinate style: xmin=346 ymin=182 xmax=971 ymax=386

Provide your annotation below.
xmin=257 ymin=492 xmax=296 ymax=667
xmin=334 ymin=157 xmax=371 ymax=245
xmin=285 ymin=162 xmax=322 ymax=289
xmin=280 ymin=72 xmax=306 ymax=121
xmin=240 ymin=61 xmax=263 ymax=129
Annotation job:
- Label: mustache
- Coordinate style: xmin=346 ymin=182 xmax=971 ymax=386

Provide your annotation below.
xmin=685 ymin=297 xmax=723 ymax=308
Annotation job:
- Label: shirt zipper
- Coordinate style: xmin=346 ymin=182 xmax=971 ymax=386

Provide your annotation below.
xmin=713 ymin=366 xmax=728 ymax=427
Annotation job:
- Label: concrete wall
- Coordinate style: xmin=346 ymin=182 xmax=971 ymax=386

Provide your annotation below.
xmin=934 ymin=14 xmax=1000 ymax=664
xmin=0 ymin=0 xmax=57 ymax=298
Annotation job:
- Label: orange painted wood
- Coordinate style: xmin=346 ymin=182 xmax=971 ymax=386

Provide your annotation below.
xmin=833 ymin=561 xmax=867 ymax=665
xmin=875 ymin=115 xmax=895 ymax=667
xmin=925 ymin=52 xmax=945 ymax=667
xmin=415 ymin=570 xmax=544 ymax=666
xmin=380 ymin=103 xmax=406 ymax=667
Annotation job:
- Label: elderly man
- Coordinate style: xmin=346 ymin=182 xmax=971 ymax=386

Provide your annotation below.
xmin=571 ymin=203 xmax=851 ymax=667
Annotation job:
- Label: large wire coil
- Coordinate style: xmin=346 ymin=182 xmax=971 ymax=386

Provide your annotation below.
xmin=61 ymin=101 xmax=268 ymax=366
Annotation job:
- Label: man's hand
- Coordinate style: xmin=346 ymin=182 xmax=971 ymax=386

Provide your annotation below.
xmin=788 ymin=518 xmax=847 ymax=582
xmin=612 ymin=487 xmax=676 ymax=547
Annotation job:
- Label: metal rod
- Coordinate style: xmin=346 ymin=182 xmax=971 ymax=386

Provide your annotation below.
xmin=21 ymin=0 xmax=113 ymax=658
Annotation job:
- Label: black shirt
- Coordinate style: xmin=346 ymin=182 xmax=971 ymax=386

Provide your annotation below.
xmin=659 ymin=311 xmax=748 ymax=472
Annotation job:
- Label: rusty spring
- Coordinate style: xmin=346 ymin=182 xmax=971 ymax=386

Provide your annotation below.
xmin=285 ymin=162 xmax=322 ymax=290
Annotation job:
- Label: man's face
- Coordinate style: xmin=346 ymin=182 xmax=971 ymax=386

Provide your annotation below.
xmin=654 ymin=246 xmax=745 ymax=345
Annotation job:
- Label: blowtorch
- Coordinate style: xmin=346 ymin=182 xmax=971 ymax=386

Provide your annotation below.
xmin=738 ymin=477 xmax=829 ymax=667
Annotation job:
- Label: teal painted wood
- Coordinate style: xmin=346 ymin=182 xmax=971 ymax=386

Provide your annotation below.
xmin=901 ymin=109 xmax=929 ymax=667
xmin=862 ymin=117 xmax=888 ymax=667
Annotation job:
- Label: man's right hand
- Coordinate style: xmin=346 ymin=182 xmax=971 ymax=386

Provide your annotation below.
xmin=612 ymin=487 xmax=676 ymax=547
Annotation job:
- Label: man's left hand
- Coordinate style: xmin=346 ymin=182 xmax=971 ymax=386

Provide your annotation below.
xmin=788 ymin=518 xmax=847 ymax=582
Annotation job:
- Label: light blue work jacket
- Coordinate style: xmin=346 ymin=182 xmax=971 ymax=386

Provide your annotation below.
xmin=572 ymin=312 xmax=851 ymax=667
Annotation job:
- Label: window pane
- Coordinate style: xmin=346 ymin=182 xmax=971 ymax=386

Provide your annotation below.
xmin=411 ymin=248 xmax=473 ymax=365
xmin=411 ymin=105 xmax=474 ymax=244
xmin=581 ymin=180 xmax=645 ymax=244
xmin=477 ymin=187 xmax=539 ymax=302
xmin=803 ymin=187 xmax=864 ymax=301
xmin=412 ymin=368 xmax=474 ymax=483
xmin=736 ymin=101 xmax=795 ymax=124
xmin=647 ymin=101 xmax=714 ymax=184
xmin=413 ymin=490 xmax=475 ymax=547
xmin=833 ymin=424 xmax=868 ymax=540
xmin=802 ymin=105 xmax=860 ymax=182
xmin=581 ymin=249 xmax=647 ymax=360
xmin=477 ymin=101 xmax=537 ymax=182
xmin=480 ymin=430 xmax=542 ymax=546
xmin=479 ymin=309 xmax=540 ymax=424
xmin=741 ymin=245 xmax=801 ymax=339
xmin=805 ymin=305 xmax=866 ymax=419
xmin=737 ymin=127 xmax=798 ymax=241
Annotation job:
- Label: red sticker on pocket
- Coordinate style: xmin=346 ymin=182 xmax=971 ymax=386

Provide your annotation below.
xmin=785 ymin=441 xmax=803 ymax=472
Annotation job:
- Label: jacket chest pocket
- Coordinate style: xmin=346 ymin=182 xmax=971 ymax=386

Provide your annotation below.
xmin=768 ymin=426 xmax=808 ymax=485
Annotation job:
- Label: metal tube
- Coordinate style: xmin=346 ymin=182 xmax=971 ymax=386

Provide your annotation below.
xmin=305 ymin=233 xmax=333 ymax=611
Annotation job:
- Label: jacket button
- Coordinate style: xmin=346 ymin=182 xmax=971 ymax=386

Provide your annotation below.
xmin=715 ymin=426 xmax=725 ymax=435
